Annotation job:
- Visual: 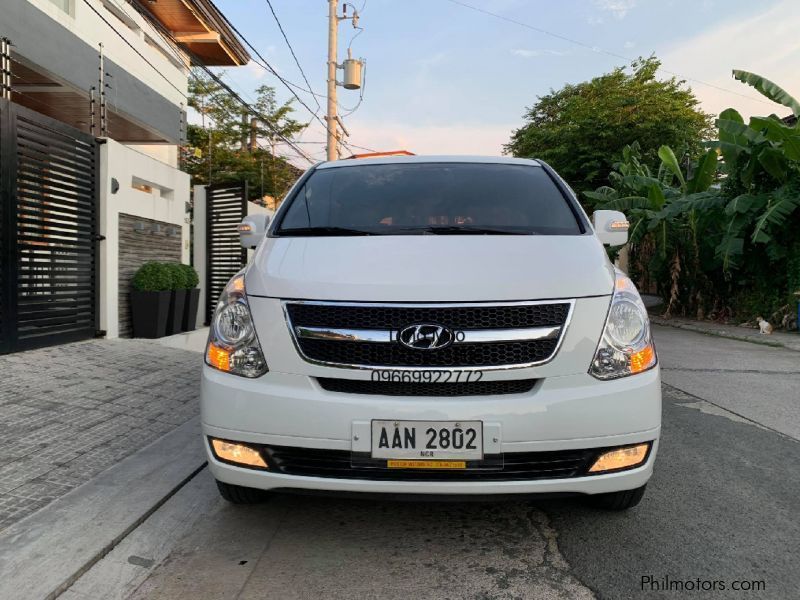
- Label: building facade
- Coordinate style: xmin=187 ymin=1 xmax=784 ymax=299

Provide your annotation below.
xmin=0 ymin=0 xmax=249 ymax=349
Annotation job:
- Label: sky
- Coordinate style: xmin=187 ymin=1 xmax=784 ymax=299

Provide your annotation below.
xmin=213 ymin=0 xmax=800 ymax=165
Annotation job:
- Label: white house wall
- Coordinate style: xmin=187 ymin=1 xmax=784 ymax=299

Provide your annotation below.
xmin=25 ymin=0 xmax=188 ymax=109
xmin=3 ymin=0 xmax=187 ymax=143
xmin=100 ymin=139 xmax=190 ymax=338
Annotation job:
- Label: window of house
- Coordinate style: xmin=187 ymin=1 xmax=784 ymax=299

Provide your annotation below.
xmin=47 ymin=0 xmax=73 ymax=15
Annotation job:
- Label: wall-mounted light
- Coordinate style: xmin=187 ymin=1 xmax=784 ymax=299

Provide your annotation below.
xmin=151 ymin=223 xmax=162 ymax=234
xmin=168 ymin=226 xmax=181 ymax=238
xmin=134 ymin=221 xmax=147 ymax=233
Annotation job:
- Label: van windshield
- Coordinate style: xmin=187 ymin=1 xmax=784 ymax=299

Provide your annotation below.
xmin=275 ymin=163 xmax=583 ymax=236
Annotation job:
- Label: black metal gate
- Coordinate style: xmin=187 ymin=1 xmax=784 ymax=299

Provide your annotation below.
xmin=0 ymin=98 xmax=99 ymax=354
xmin=205 ymin=182 xmax=247 ymax=323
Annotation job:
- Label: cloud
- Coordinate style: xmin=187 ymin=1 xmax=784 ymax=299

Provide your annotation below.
xmin=659 ymin=0 xmax=800 ymax=119
xmin=623 ymin=41 xmax=636 ymax=49
xmin=511 ymin=48 xmax=570 ymax=58
xmin=592 ymin=0 xmax=637 ymax=19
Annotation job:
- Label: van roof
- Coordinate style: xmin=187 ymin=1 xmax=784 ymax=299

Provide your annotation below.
xmin=316 ymin=155 xmax=543 ymax=169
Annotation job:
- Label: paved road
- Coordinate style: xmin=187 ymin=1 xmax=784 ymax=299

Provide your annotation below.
xmin=0 ymin=339 xmax=199 ymax=531
xmin=72 ymin=326 xmax=800 ymax=600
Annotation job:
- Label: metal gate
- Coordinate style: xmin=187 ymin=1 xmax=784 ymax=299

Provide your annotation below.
xmin=205 ymin=182 xmax=247 ymax=324
xmin=0 ymin=98 xmax=99 ymax=354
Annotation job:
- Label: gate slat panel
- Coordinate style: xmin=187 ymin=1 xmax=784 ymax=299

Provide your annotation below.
xmin=205 ymin=183 xmax=248 ymax=324
xmin=0 ymin=98 xmax=98 ymax=354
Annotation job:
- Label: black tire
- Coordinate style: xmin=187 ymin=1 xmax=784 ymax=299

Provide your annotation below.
xmin=215 ymin=480 xmax=269 ymax=504
xmin=587 ymin=484 xmax=647 ymax=510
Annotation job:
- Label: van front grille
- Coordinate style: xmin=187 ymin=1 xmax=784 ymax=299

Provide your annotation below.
xmin=317 ymin=377 xmax=538 ymax=396
xmin=284 ymin=301 xmax=572 ymax=369
xmin=261 ymin=445 xmax=598 ymax=481
xmin=286 ymin=302 xmax=570 ymax=330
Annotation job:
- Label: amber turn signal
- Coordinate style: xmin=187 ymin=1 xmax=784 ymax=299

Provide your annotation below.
xmin=206 ymin=342 xmax=231 ymax=372
xmin=629 ymin=345 xmax=656 ymax=374
xmin=210 ymin=438 xmax=268 ymax=469
xmin=589 ymin=443 xmax=650 ymax=473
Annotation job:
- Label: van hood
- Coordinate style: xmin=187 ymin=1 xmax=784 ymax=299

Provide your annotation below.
xmin=245 ymin=235 xmax=614 ymax=302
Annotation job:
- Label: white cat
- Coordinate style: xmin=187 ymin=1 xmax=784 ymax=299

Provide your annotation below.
xmin=757 ymin=316 xmax=773 ymax=335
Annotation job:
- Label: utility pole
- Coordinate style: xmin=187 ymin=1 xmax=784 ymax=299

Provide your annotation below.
xmin=326 ymin=0 xmax=339 ymax=161
xmin=249 ymin=117 xmax=258 ymax=152
xmin=326 ymin=1 xmax=364 ymax=161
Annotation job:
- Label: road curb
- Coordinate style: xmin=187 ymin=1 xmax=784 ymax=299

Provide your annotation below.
xmin=651 ymin=316 xmax=800 ymax=352
xmin=0 ymin=417 xmax=206 ymax=600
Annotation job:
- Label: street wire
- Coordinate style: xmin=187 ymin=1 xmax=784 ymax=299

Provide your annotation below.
xmin=443 ymin=0 xmax=775 ymax=107
xmin=107 ymin=0 xmax=314 ymax=163
xmin=263 ymin=0 xmax=321 ymax=112
xmin=79 ymin=0 xmax=187 ymax=99
xmin=215 ymin=11 xmax=358 ymax=156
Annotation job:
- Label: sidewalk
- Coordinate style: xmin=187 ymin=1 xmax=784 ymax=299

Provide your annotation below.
xmin=650 ymin=315 xmax=800 ymax=352
xmin=0 ymin=336 xmax=202 ymax=532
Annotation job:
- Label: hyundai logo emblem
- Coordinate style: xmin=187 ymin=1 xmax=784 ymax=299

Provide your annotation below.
xmin=397 ymin=323 xmax=454 ymax=350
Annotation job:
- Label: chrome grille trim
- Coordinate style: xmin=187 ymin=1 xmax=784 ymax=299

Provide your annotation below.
xmin=282 ymin=299 xmax=575 ymax=371
xmin=295 ymin=325 xmax=562 ymax=344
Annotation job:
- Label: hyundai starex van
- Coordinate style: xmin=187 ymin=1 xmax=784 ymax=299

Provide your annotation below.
xmin=202 ymin=156 xmax=661 ymax=510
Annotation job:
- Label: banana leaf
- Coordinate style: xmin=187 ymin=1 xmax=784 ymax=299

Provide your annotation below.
xmin=687 ymin=149 xmax=718 ymax=193
xmin=658 ymin=145 xmax=686 ymax=190
xmin=751 ymin=186 xmax=800 ymax=244
xmin=756 ymin=146 xmax=788 ymax=182
xmin=733 ymin=70 xmax=800 ymax=116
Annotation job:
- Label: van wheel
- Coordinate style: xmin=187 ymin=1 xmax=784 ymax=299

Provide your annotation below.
xmin=587 ymin=484 xmax=646 ymax=510
xmin=215 ymin=480 xmax=268 ymax=504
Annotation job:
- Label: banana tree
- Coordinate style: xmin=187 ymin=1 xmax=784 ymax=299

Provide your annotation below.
xmin=710 ymin=71 xmax=800 ymax=273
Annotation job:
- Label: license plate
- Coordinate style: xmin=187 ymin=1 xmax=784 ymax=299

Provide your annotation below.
xmin=371 ymin=420 xmax=483 ymax=461
xmin=370 ymin=370 xmax=484 ymax=384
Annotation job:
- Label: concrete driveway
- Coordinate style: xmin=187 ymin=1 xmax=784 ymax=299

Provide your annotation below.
xmin=56 ymin=326 xmax=800 ymax=599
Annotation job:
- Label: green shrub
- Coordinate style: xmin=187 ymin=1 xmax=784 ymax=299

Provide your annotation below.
xmin=131 ymin=262 xmax=172 ymax=292
xmin=178 ymin=263 xmax=200 ymax=289
xmin=163 ymin=262 xmax=188 ymax=290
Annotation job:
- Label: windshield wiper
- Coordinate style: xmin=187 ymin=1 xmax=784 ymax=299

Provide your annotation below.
xmin=277 ymin=226 xmax=376 ymax=236
xmin=397 ymin=226 xmax=532 ymax=235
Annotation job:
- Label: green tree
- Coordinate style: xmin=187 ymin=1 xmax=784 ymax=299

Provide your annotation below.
xmin=184 ymin=71 xmax=306 ymax=203
xmin=506 ymin=57 xmax=713 ymax=193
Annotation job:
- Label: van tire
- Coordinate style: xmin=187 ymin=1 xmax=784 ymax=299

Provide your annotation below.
xmin=587 ymin=484 xmax=646 ymax=510
xmin=215 ymin=480 xmax=268 ymax=504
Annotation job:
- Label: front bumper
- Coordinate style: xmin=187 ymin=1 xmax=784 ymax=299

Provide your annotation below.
xmin=201 ymin=365 xmax=661 ymax=496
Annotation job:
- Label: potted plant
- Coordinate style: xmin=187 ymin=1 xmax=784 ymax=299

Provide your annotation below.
xmin=180 ymin=263 xmax=201 ymax=332
xmin=131 ymin=262 xmax=172 ymax=338
xmin=165 ymin=262 xmax=187 ymax=336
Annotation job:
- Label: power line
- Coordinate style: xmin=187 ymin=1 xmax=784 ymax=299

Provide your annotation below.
xmin=188 ymin=70 xmax=312 ymax=166
xmin=263 ymin=0 xmax=320 ymax=112
xmin=191 ymin=69 xmax=314 ymax=163
xmin=108 ymin=0 xmax=314 ymax=163
xmin=215 ymin=11 xmax=358 ymax=156
xmin=79 ymin=0 xmax=187 ymax=99
xmin=444 ymin=0 xmax=774 ymax=107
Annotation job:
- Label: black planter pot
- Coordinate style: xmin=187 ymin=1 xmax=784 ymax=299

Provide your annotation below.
xmin=131 ymin=290 xmax=171 ymax=338
xmin=166 ymin=290 xmax=187 ymax=336
xmin=182 ymin=288 xmax=200 ymax=332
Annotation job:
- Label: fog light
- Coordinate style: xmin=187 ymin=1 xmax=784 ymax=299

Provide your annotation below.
xmin=210 ymin=438 xmax=268 ymax=469
xmin=589 ymin=443 xmax=650 ymax=473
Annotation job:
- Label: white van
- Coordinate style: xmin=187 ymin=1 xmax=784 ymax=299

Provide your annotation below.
xmin=202 ymin=156 xmax=660 ymax=510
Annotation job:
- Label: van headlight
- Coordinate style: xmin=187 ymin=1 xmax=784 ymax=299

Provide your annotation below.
xmin=205 ymin=273 xmax=268 ymax=378
xmin=590 ymin=273 xmax=657 ymax=380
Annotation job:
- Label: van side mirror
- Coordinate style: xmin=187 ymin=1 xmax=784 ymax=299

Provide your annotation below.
xmin=238 ymin=214 xmax=270 ymax=249
xmin=592 ymin=210 xmax=629 ymax=246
